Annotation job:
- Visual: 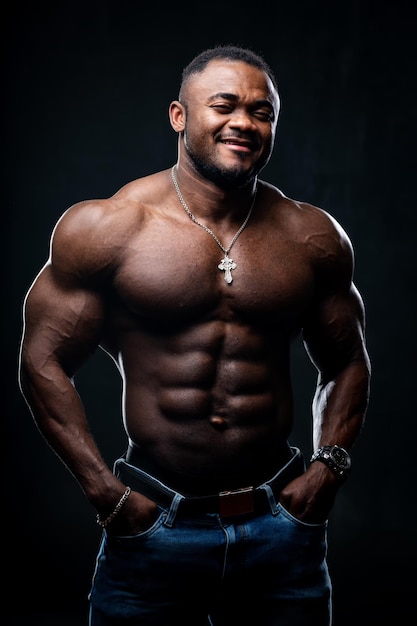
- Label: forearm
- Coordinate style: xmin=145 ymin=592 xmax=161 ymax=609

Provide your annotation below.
xmin=312 ymin=358 xmax=371 ymax=451
xmin=19 ymin=361 xmax=125 ymax=511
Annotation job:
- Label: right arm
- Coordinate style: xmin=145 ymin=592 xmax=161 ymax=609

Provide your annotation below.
xmin=19 ymin=260 xmax=117 ymax=504
xmin=18 ymin=204 xmax=156 ymax=530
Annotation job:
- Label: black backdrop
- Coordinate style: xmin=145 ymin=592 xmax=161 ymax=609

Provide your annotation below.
xmin=4 ymin=1 xmax=416 ymax=625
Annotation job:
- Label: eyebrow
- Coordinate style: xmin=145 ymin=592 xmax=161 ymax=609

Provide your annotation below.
xmin=207 ymin=92 xmax=275 ymax=111
xmin=208 ymin=92 xmax=238 ymax=102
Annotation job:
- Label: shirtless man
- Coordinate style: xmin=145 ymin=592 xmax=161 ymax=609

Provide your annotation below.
xmin=19 ymin=45 xmax=371 ymax=626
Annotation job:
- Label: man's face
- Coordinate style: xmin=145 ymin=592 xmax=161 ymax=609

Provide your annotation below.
xmin=180 ymin=60 xmax=280 ymax=188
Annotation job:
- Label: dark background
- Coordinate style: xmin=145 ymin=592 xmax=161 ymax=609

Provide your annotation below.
xmin=4 ymin=1 xmax=416 ymax=624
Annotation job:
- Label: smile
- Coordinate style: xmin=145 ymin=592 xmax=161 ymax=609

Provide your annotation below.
xmin=220 ymin=139 xmax=254 ymax=152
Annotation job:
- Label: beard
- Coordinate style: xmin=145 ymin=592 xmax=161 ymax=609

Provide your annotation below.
xmin=184 ymin=138 xmax=260 ymax=190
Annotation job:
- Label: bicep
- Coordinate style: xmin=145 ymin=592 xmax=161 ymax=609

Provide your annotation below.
xmin=21 ymin=263 xmax=106 ymax=377
xmin=302 ymin=282 xmax=367 ymax=380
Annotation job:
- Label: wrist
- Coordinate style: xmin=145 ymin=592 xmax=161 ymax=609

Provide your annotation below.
xmin=310 ymin=445 xmax=351 ymax=481
xmin=96 ymin=486 xmax=132 ymax=528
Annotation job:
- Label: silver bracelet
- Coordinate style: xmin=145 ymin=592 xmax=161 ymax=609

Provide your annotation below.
xmin=96 ymin=486 xmax=131 ymax=528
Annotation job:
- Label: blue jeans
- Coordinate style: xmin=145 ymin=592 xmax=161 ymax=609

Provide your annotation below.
xmin=89 ymin=462 xmax=332 ymax=625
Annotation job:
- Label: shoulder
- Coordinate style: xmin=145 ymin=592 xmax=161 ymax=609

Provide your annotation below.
xmin=261 ymin=181 xmax=353 ymax=256
xmin=51 ymin=170 xmax=170 ymax=280
xmin=260 ymin=181 xmax=354 ymax=286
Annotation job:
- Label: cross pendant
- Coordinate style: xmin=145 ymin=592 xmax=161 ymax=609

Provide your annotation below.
xmin=218 ymin=255 xmax=237 ymax=284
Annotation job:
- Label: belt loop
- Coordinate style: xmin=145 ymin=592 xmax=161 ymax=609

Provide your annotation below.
xmin=113 ymin=457 xmax=123 ymax=477
xmin=164 ymin=492 xmax=184 ymax=527
xmin=259 ymin=484 xmax=279 ymax=516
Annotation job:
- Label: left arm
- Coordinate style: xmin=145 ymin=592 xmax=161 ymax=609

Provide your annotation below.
xmin=305 ymin=282 xmax=371 ymax=453
xmin=281 ymin=215 xmax=371 ymax=522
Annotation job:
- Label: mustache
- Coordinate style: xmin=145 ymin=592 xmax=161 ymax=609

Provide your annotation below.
xmin=219 ymin=132 xmax=254 ymax=140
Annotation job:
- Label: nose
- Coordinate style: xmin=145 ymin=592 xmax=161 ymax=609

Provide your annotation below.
xmin=228 ymin=109 xmax=257 ymax=131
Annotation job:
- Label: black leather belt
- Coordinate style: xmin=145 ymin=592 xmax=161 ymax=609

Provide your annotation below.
xmin=114 ymin=447 xmax=305 ymax=519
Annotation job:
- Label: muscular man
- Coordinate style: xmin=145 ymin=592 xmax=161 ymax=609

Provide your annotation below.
xmin=19 ymin=45 xmax=371 ymax=625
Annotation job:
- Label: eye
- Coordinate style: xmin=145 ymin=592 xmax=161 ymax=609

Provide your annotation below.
xmin=210 ymin=103 xmax=233 ymax=113
xmin=253 ymin=110 xmax=274 ymax=122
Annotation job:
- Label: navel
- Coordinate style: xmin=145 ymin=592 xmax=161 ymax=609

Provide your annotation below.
xmin=209 ymin=415 xmax=228 ymax=430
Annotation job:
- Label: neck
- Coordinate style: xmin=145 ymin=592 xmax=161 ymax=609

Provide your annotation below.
xmin=172 ymin=163 xmax=258 ymax=224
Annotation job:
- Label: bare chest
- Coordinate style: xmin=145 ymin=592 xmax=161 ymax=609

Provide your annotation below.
xmin=111 ymin=220 xmax=315 ymax=328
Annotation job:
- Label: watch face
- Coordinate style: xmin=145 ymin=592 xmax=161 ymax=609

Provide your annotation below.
xmin=330 ymin=446 xmax=351 ymax=469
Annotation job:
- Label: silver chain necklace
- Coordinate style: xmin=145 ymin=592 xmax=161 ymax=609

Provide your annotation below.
xmin=171 ymin=165 xmax=257 ymax=284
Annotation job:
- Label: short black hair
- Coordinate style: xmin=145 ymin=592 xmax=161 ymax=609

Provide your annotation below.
xmin=179 ymin=45 xmax=278 ymax=98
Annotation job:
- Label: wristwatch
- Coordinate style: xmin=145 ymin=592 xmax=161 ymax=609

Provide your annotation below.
xmin=310 ymin=445 xmax=351 ymax=480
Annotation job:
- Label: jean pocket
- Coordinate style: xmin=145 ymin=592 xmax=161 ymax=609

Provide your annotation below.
xmin=277 ymin=502 xmax=328 ymax=529
xmin=106 ymin=507 xmax=168 ymax=543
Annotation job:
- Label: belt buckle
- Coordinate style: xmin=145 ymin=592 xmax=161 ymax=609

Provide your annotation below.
xmin=218 ymin=486 xmax=254 ymax=517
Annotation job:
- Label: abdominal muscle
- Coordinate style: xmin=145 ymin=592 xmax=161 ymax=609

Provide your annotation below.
xmin=111 ymin=317 xmax=296 ymax=494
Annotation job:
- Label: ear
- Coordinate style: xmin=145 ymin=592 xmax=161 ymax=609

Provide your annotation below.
xmin=169 ymin=100 xmax=186 ymax=132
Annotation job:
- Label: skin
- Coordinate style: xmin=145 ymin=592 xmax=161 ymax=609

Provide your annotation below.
xmin=19 ymin=59 xmax=370 ymax=534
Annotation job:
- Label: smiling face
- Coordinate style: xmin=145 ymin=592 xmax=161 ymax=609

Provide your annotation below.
xmin=171 ymin=59 xmax=280 ymax=189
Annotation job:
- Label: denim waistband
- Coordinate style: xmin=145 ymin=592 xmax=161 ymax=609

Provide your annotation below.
xmin=114 ymin=446 xmax=305 ymax=522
